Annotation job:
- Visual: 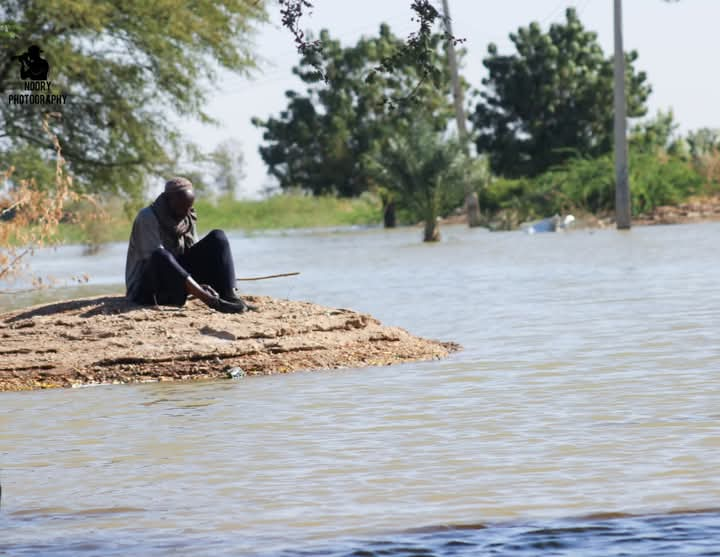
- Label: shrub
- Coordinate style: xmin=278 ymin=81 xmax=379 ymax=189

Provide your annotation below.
xmin=475 ymin=148 xmax=704 ymax=224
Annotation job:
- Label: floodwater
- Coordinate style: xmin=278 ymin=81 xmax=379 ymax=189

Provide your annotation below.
xmin=1 ymin=222 xmax=720 ymax=556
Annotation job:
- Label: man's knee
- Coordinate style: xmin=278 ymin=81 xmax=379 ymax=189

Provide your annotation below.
xmin=205 ymin=229 xmax=228 ymax=245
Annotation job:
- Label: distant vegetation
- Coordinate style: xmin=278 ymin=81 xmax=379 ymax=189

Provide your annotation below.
xmin=252 ymin=23 xmax=461 ymax=216
xmin=51 ymin=194 xmax=383 ymax=247
xmin=472 ymin=8 xmax=651 ymax=178
xmin=193 ymin=193 xmax=381 ymax=232
xmin=254 ymin=8 xmax=720 ymax=236
xmin=478 ymin=110 xmax=720 ymax=229
xmin=4 ymin=4 xmax=719 ymax=258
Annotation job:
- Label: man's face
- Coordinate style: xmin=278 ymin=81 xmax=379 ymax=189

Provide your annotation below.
xmin=167 ymin=189 xmax=195 ymax=220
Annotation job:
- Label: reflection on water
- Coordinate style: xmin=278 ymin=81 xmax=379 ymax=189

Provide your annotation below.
xmin=2 ymin=223 xmax=720 ymax=555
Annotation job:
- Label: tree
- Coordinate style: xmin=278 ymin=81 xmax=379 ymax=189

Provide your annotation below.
xmin=684 ymin=127 xmax=720 ymax=185
xmin=209 ymin=139 xmax=246 ymax=199
xmin=630 ymin=110 xmax=681 ymax=154
xmin=686 ymin=128 xmax=720 ymax=159
xmin=366 ymin=118 xmax=468 ymax=242
xmin=0 ymin=0 xmax=265 ymax=200
xmin=279 ymin=0 xmax=450 ymax=94
xmin=471 ymin=7 xmax=651 ymax=179
xmin=252 ymin=24 xmax=460 ymax=200
xmin=1 ymin=113 xmax=94 ymax=286
xmin=1 ymin=143 xmax=56 ymax=189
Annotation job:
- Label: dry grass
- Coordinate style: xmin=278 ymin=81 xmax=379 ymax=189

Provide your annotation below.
xmin=0 ymin=113 xmax=105 ymax=288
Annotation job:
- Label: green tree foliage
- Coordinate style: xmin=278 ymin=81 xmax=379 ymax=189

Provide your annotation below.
xmin=630 ymin=109 xmax=683 ymax=154
xmin=472 ymin=7 xmax=651 ymax=178
xmin=0 ymin=0 xmax=265 ymax=199
xmin=252 ymin=24 xmax=459 ymax=198
xmin=278 ymin=0 xmax=452 ymax=95
xmin=2 ymin=143 xmax=56 ymax=188
xmin=365 ymin=119 xmax=467 ymax=242
xmin=683 ymin=127 xmax=720 ymax=185
xmin=479 ymin=149 xmax=702 ymax=228
xmin=686 ymin=128 xmax=720 ymax=159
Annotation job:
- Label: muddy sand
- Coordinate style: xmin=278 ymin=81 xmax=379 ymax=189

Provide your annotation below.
xmin=0 ymin=295 xmax=459 ymax=392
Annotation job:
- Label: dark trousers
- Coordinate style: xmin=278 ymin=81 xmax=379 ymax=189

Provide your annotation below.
xmin=136 ymin=229 xmax=236 ymax=306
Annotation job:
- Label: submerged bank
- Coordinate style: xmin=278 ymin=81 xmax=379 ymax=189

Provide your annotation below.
xmin=0 ymin=295 xmax=459 ymax=392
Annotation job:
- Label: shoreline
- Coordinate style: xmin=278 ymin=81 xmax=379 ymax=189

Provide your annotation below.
xmin=19 ymin=193 xmax=720 ymax=248
xmin=6 ymin=195 xmax=720 ymax=253
xmin=0 ymin=295 xmax=460 ymax=392
xmin=439 ymin=194 xmax=720 ymax=230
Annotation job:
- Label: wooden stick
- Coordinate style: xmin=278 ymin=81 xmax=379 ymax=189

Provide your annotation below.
xmin=236 ymin=272 xmax=300 ymax=282
xmin=0 ymin=272 xmax=301 ymax=295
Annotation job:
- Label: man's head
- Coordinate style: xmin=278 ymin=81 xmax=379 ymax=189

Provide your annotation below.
xmin=28 ymin=45 xmax=43 ymax=59
xmin=164 ymin=177 xmax=195 ymax=220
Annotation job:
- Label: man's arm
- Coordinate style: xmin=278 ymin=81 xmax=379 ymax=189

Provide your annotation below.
xmin=132 ymin=209 xmax=165 ymax=261
xmin=125 ymin=208 xmax=166 ymax=297
xmin=185 ymin=277 xmax=218 ymax=305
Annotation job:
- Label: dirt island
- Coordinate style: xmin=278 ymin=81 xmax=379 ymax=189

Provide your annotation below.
xmin=0 ymin=295 xmax=459 ymax=392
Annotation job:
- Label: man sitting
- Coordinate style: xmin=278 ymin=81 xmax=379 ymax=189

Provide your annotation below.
xmin=125 ymin=177 xmax=254 ymax=313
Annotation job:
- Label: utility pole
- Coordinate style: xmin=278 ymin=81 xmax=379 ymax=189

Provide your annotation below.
xmin=613 ymin=0 xmax=631 ymax=229
xmin=441 ymin=0 xmax=482 ymax=227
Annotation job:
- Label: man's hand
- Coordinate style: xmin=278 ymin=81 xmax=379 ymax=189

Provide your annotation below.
xmin=185 ymin=277 xmax=218 ymax=306
xmin=185 ymin=278 xmax=250 ymax=314
xmin=200 ymin=284 xmax=219 ymax=300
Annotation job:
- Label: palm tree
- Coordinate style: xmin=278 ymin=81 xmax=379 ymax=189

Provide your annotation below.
xmin=368 ymin=120 xmax=467 ymax=242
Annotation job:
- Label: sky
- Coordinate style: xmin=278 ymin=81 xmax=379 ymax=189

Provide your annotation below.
xmin=178 ymin=0 xmax=720 ymax=199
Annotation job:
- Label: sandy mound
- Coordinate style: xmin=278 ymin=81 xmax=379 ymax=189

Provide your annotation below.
xmin=0 ymin=295 xmax=459 ymax=391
